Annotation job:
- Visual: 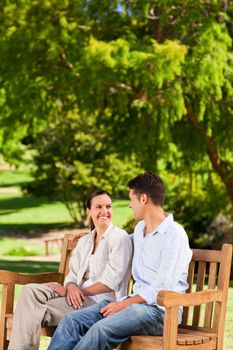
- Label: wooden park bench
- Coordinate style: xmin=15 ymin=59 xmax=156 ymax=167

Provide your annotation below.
xmin=43 ymin=236 xmax=64 ymax=256
xmin=0 ymin=235 xmax=232 ymax=350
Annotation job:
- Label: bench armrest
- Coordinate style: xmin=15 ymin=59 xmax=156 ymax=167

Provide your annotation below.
xmin=0 ymin=270 xmax=63 ymax=285
xmin=157 ymin=289 xmax=223 ymax=308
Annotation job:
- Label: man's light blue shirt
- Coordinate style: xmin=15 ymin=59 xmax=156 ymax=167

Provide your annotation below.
xmin=130 ymin=213 xmax=192 ymax=323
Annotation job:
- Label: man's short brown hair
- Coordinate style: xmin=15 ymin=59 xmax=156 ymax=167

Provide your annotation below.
xmin=128 ymin=172 xmax=166 ymax=207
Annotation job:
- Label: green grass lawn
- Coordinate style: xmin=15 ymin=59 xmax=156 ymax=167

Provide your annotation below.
xmin=0 ymin=192 xmax=132 ymax=232
xmin=0 ymin=191 xmax=76 ymax=233
xmin=0 ymin=169 xmax=33 ymax=187
xmin=0 ymin=169 xmax=132 ymax=235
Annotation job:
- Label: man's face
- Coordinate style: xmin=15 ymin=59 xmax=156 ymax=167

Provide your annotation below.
xmin=129 ymin=189 xmax=144 ymax=221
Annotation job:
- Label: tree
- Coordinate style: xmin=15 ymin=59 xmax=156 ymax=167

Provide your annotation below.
xmin=24 ymin=110 xmax=140 ymax=225
xmin=74 ymin=0 xmax=233 ymax=207
xmin=0 ymin=0 xmax=233 ymax=219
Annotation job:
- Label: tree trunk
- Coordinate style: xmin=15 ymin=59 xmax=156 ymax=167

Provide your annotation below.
xmin=185 ymin=102 xmax=233 ymax=207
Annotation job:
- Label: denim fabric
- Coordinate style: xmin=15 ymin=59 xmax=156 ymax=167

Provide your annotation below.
xmin=48 ymin=299 xmax=164 ymax=350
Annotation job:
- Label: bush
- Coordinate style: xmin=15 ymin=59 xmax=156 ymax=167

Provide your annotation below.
xmin=4 ymin=246 xmax=39 ymax=256
xmin=123 ymin=218 xmax=137 ymax=234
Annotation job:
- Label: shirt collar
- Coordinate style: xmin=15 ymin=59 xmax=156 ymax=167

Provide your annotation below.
xmin=142 ymin=213 xmax=174 ymax=237
xmin=89 ymin=222 xmax=113 ymax=242
xmin=155 ymin=213 xmax=174 ymax=235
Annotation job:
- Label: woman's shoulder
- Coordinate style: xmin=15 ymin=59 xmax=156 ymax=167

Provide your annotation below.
xmin=108 ymin=224 xmax=130 ymax=240
xmin=74 ymin=231 xmax=92 ymax=249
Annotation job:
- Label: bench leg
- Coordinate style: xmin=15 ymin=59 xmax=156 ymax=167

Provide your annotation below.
xmin=0 ymin=284 xmax=15 ymax=350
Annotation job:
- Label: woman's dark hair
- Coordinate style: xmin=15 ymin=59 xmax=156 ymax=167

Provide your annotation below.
xmin=128 ymin=172 xmax=166 ymax=207
xmin=86 ymin=189 xmax=112 ymax=230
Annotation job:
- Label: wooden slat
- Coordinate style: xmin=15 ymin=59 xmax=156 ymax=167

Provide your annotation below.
xmin=119 ymin=330 xmax=217 ymax=348
xmin=58 ymin=235 xmax=72 ymax=275
xmin=192 ymin=249 xmax=221 ymax=262
xmin=0 ymin=284 xmax=14 ymax=350
xmin=213 ymin=244 xmax=232 ymax=348
xmin=59 ymin=234 xmax=79 ymax=278
xmin=204 ymin=262 xmax=217 ymax=327
xmin=163 ymin=306 xmax=178 ymax=350
xmin=192 ymin=261 xmax=206 ymax=326
xmin=0 ymin=271 xmax=63 ymax=285
xmin=182 ymin=260 xmax=195 ymax=325
xmin=6 ymin=314 xmax=12 ymax=340
xmin=117 ymin=336 xmax=163 ymax=350
xmin=158 ymin=290 xmax=222 ymax=308
xmin=41 ymin=326 xmax=56 ymax=337
xmin=177 ymin=338 xmax=217 ymax=350
xmin=179 ymin=324 xmax=215 ymax=333
xmin=178 ymin=328 xmax=217 ymax=344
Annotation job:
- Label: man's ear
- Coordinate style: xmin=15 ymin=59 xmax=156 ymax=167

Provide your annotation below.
xmin=140 ymin=193 xmax=148 ymax=205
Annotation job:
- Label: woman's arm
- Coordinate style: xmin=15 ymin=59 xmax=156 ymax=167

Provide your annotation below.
xmin=81 ymin=282 xmax=113 ymax=296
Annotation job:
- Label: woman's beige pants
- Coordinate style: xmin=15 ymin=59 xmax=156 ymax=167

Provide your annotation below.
xmin=8 ymin=283 xmax=95 ymax=350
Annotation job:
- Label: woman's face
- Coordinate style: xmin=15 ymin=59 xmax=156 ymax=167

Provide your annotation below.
xmin=88 ymin=194 xmax=112 ymax=230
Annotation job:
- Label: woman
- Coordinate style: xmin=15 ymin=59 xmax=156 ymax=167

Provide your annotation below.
xmin=8 ymin=189 xmax=132 ymax=350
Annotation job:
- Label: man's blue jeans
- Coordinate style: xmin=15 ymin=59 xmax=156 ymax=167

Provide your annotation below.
xmin=48 ymin=299 xmax=164 ymax=350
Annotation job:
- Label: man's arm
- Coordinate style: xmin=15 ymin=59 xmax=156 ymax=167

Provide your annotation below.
xmin=100 ymin=295 xmax=145 ymax=317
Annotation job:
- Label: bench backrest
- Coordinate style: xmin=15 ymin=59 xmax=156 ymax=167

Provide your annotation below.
xmin=60 ymin=236 xmax=232 ymax=335
xmin=58 ymin=234 xmax=78 ymax=281
xmin=181 ymin=244 xmax=232 ymax=347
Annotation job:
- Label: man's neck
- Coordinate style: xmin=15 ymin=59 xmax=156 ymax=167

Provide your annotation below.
xmin=143 ymin=207 xmax=166 ymax=236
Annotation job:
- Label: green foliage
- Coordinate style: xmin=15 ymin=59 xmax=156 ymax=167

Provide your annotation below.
xmin=23 ymin=111 xmax=141 ymax=224
xmin=123 ymin=218 xmax=137 ymax=235
xmin=162 ymin=170 xmax=231 ymax=246
xmin=1 ymin=0 xmax=233 ymax=230
xmin=4 ymin=246 xmax=38 ymax=256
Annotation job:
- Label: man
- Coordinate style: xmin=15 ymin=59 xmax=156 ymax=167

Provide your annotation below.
xmin=48 ymin=172 xmax=192 ymax=350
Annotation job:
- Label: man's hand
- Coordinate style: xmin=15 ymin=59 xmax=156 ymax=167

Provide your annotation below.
xmin=66 ymin=283 xmax=85 ymax=309
xmin=45 ymin=282 xmax=67 ymax=297
xmin=100 ymin=301 xmax=126 ymax=317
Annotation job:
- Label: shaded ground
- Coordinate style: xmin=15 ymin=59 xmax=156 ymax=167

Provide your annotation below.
xmin=0 ymin=259 xmax=59 ymax=273
xmin=0 ymin=226 xmax=84 ymax=239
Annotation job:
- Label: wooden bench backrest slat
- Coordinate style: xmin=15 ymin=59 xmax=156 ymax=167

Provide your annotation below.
xmin=204 ymin=262 xmax=218 ymax=327
xmin=191 ymin=249 xmax=221 ymax=262
xmin=192 ymin=261 xmax=206 ymax=326
xmin=58 ymin=234 xmax=75 ymax=280
xmin=182 ymin=260 xmax=195 ymax=324
xmin=181 ymin=243 xmax=232 ymax=342
xmin=212 ymin=244 xmax=232 ymax=348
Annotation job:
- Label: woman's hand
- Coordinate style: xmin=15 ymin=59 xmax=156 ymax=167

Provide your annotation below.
xmin=45 ymin=282 xmax=67 ymax=297
xmin=66 ymin=283 xmax=85 ymax=309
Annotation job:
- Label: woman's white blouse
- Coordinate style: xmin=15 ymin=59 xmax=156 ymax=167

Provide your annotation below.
xmin=64 ymin=223 xmax=133 ymax=301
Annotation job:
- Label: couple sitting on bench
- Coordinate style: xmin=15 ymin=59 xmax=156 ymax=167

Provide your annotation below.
xmin=9 ymin=172 xmax=192 ymax=350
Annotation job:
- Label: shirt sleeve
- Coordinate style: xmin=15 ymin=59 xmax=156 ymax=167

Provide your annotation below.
xmin=99 ymin=233 xmax=132 ymax=291
xmin=135 ymin=233 xmax=192 ymax=305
